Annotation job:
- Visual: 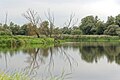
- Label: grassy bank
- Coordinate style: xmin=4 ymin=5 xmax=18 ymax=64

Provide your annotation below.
xmin=61 ymin=35 xmax=120 ymax=42
xmin=1 ymin=35 xmax=120 ymax=47
xmin=0 ymin=36 xmax=55 ymax=47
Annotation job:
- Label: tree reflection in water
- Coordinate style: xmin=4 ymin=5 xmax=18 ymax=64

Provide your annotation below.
xmin=79 ymin=42 xmax=120 ymax=64
xmin=21 ymin=46 xmax=75 ymax=79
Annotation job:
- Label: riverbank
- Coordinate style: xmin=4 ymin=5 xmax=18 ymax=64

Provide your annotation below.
xmin=61 ymin=35 xmax=120 ymax=42
xmin=0 ymin=36 xmax=55 ymax=47
xmin=0 ymin=35 xmax=120 ymax=47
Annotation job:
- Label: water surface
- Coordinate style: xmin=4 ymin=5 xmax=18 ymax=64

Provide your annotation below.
xmin=0 ymin=42 xmax=120 ymax=80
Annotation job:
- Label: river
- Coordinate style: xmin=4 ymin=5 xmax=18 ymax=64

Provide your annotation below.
xmin=0 ymin=42 xmax=120 ymax=80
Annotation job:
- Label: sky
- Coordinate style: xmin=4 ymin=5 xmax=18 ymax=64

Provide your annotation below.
xmin=0 ymin=0 xmax=120 ymax=26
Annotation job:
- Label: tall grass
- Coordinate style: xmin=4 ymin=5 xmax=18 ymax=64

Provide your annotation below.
xmin=0 ymin=36 xmax=55 ymax=47
xmin=61 ymin=35 xmax=120 ymax=42
xmin=0 ymin=71 xmax=30 ymax=80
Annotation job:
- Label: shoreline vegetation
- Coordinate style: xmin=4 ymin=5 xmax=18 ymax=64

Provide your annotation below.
xmin=0 ymin=35 xmax=55 ymax=47
xmin=0 ymin=35 xmax=120 ymax=47
xmin=61 ymin=35 xmax=120 ymax=42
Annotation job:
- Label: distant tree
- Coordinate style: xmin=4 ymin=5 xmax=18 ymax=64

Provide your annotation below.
xmin=71 ymin=26 xmax=82 ymax=35
xmin=20 ymin=24 xmax=28 ymax=35
xmin=96 ymin=21 xmax=105 ymax=35
xmin=45 ymin=10 xmax=55 ymax=37
xmin=106 ymin=16 xmax=115 ymax=27
xmin=62 ymin=27 xmax=72 ymax=34
xmin=104 ymin=24 xmax=120 ymax=36
xmin=61 ymin=13 xmax=78 ymax=35
xmin=79 ymin=15 xmax=106 ymax=35
xmin=64 ymin=13 xmax=78 ymax=28
xmin=115 ymin=14 xmax=120 ymax=26
xmin=23 ymin=9 xmax=40 ymax=38
xmin=25 ymin=23 xmax=37 ymax=36
xmin=71 ymin=29 xmax=82 ymax=35
xmin=53 ymin=27 xmax=62 ymax=35
xmin=0 ymin=23 xmax=2 ymax=27
xmin=9 ymin=22 xmax=21 ymax=35
xmin=39 ymin=21 xmax=49 ymax=37
xmin=80 ymin=16 xmax=97 ymax=35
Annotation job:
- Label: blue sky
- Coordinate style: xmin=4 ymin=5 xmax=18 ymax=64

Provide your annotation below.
xmin=0 ymin=0 xmax=120 ymax=26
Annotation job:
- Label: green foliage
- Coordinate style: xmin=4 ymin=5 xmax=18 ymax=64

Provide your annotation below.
xmin=0 ymin=71 xmax=30 ymax=80
xmin=53 ymin=27 xmax=62 ymax=35
xmin=95 ymin=21 xmax=105 ymax=35
xmin=79 ymin=42 xmax=120 ymax=63
xmin=0 ymin=30 xmax=12 ymax=36
xmin=62 ymin=27 xmax=72 ymax=34
xmin=71 ymin=29 xmax=82 ymax=35
xmin=115 ymin=14 xmax=120 ymax=26
xmin=0 ymin=36 xmax=55 ymax=47
xmin=1 ymin=13 xmax=120 ymax=36
xmin=61 ymin=35 xmax=120 ymax=42
xmin=0 ymin=26 xmax=12 ymax=36
xmin=40 ymin=21 xmax=50 ymax=36
xmin=104 ymin=24 xmax=120 ymax=36
xmin=80 ymin=16 xmax=98 ymax=35
xmin=106 ymin=16 xmax=115 ymax=27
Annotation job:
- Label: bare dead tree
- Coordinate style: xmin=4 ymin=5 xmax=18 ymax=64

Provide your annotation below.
xmin=5 ymin=12 xmax=8 ymax=25
xmin=64 ymin=13 xmax=78 ymax=28
xmin=22 ymin=9 xmax=41 ymax=38
xmin=3 ymin=12 xmax=8 ymax=29
xmin=45 ymin=9 xmax=55 ymax=37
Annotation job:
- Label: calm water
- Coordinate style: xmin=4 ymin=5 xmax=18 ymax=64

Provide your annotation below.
xmin=0 ymin=42 xmax=120 ymax=80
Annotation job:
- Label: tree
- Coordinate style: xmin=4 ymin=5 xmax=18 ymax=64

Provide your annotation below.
xmin=71 ymin=26 xmax=82 ymax=35
xmin=79 ymin=15 xmax=106 ymax=35
xmin=53 ymin=27 xmax=62 ymax=35
xmin=9 ymin=22 xmax=21 ymax=35
xmin=80 ymin=16 xmax=97 ymax=35
xmin=104 ymin=24 xmax=120 ymax=36
xmin=20 ymin=24 xmax=28 ymax=35
xmin=39 ymin=21 xmax=49 ymax=36
xmin=45 ymin=10 xmax=55 ymax=37
xmin=23 ymin=9 xmax=40 ymax=38
xmin=115 ymin=14 xmax=120 ymax=26
xmin=61 ymin=27 xmax=72 ymax=34
xmin=26 ymin=23 xmax=37 ymax=36
xmin=106 ymin=16 xmax=115 ymax=27
xmin=64 ymin=13 xmax=78 ymax=28
xmin=96 ymin=21 xmax=105 ymax=35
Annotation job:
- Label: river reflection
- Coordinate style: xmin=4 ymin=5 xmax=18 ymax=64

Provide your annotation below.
xmin=0 ymin=42 xmax=120 ymax=80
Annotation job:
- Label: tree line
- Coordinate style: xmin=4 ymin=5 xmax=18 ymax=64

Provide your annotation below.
xmin=1 ymin=9 xmax=120 ymax=37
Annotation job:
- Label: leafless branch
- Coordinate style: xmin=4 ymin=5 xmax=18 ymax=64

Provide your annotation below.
xmin=64 ymin=13 xmax=78 ymax=28
xmin=44 ymin=9 xmax=55 ymax=37
xmin=22 ymin=9 xmax=41 ymax=26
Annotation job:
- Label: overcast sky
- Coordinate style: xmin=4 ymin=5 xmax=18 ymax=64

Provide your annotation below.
xmin=0 ymin=0 xmax=120 ymax=26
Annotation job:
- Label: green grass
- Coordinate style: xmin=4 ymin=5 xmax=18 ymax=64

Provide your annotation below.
xmin=0 ymin=71 xmax=30 ymax=80
xmin=0 ymin=36 xmax=55 ymax=47
xmin=61 ymin=35 xmax=120 ymax=42
xmin=1 ymin=35 xmax=119 ymax=47
xmin=0 ymin=70 xmax=70 ymax=80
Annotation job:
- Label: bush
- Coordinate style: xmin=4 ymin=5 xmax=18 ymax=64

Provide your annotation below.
xmin=0 ymin=30 xmax=12 ymax=36
xmin=104 ymin=24 xmax=120 ymax=36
